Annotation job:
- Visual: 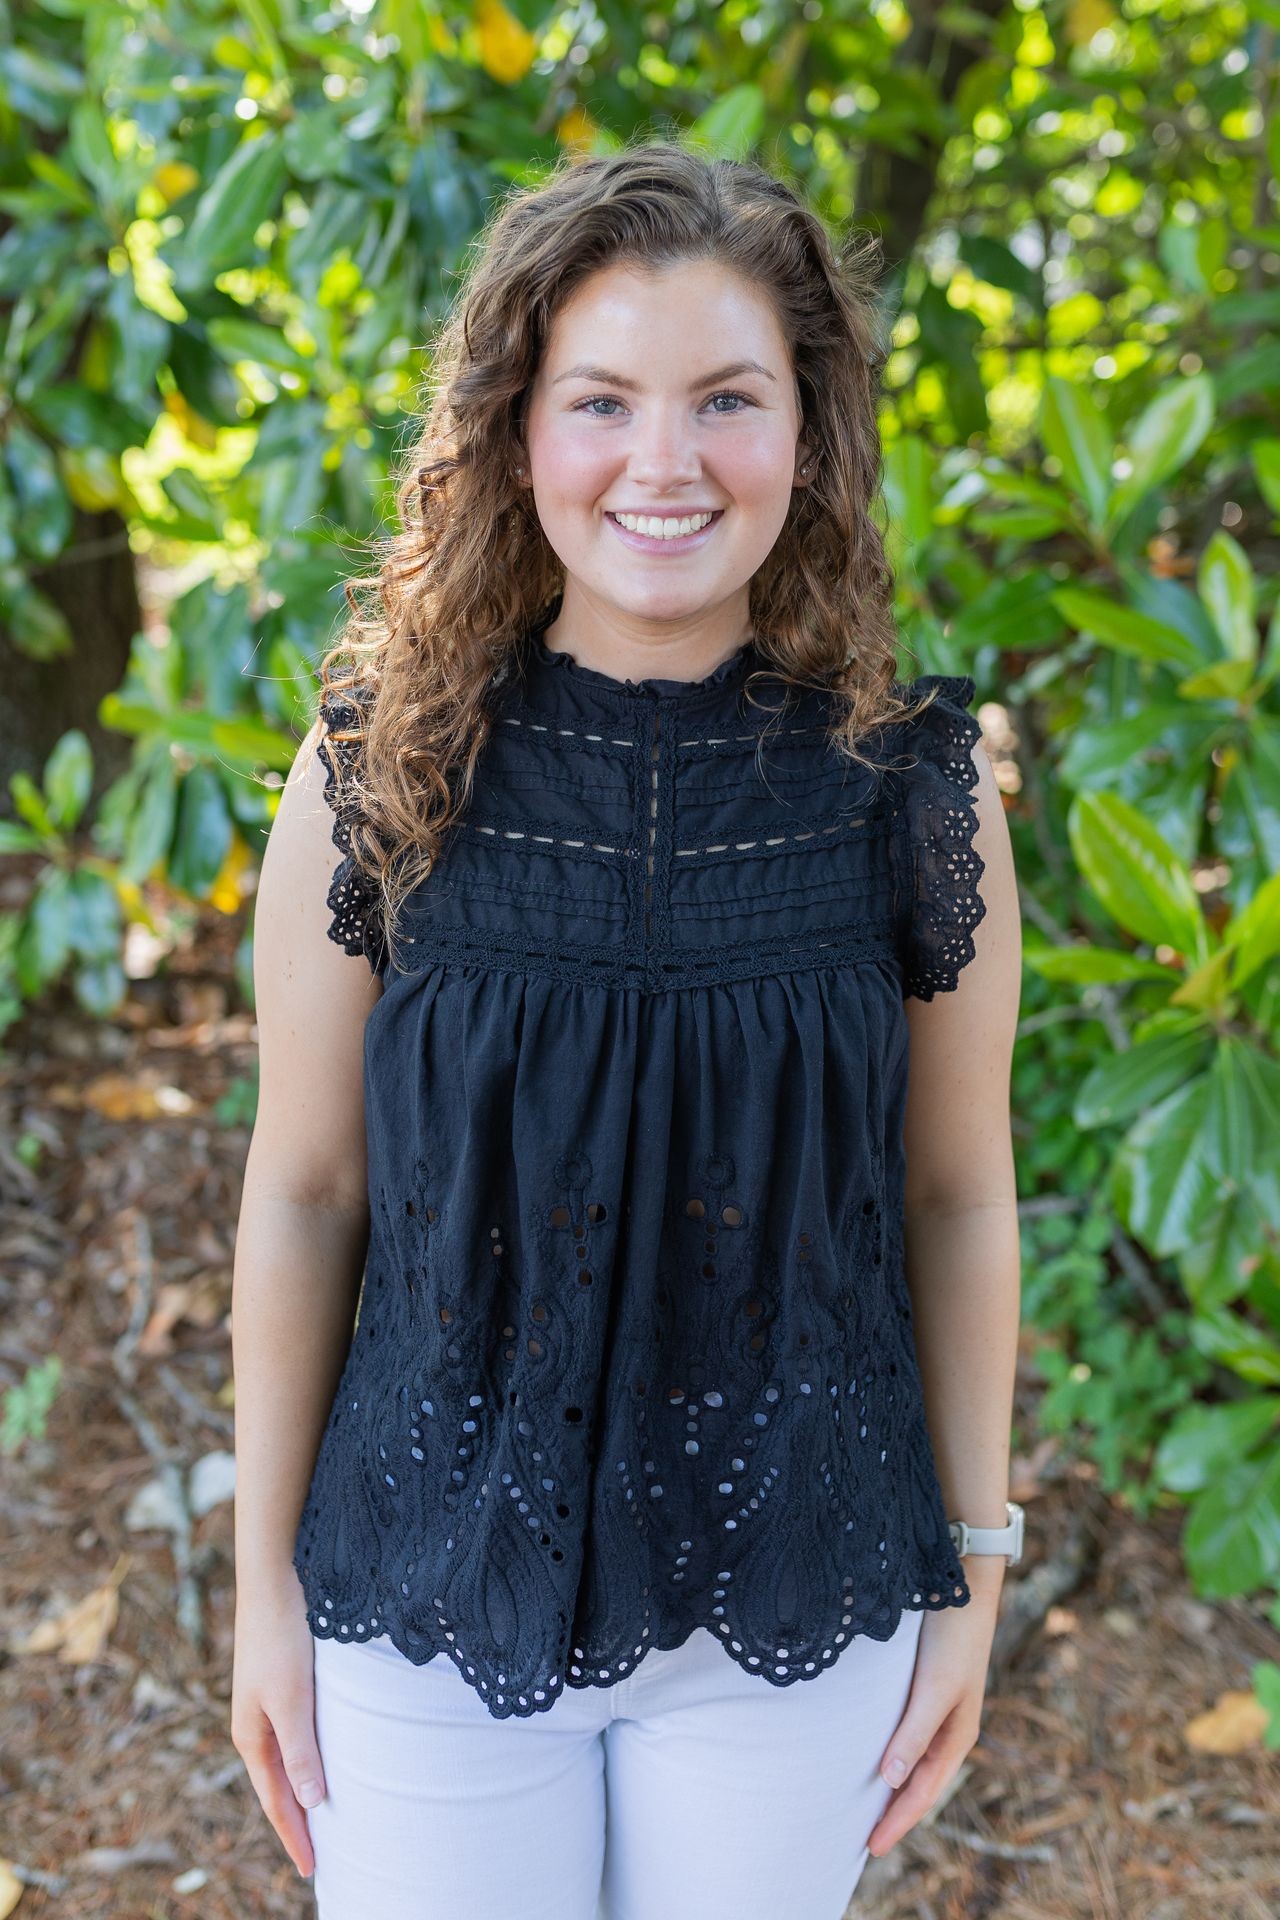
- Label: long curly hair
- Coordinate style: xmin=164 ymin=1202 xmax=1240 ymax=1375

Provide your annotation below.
xmin=315 ymin=137 xmax=933 ymax=970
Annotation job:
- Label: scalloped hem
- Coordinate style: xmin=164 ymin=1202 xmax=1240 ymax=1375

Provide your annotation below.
xmin=301 ymin=1579 xmax=971 ymax=1721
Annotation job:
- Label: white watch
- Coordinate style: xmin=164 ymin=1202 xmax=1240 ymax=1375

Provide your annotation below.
xmin=948 ymin=1500 xmax=1024 ymax=1565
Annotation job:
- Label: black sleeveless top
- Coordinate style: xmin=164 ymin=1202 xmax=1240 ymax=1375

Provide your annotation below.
xmin=291 ymin=609 xmax=988 ymax=1719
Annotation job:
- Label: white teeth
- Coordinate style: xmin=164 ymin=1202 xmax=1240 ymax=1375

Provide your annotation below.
xmin=612 ymin=511 xmax=716 ymax=539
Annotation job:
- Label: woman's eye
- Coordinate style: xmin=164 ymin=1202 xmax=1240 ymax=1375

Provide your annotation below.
xmin=573 ymin=390 xmax=754 ymax=418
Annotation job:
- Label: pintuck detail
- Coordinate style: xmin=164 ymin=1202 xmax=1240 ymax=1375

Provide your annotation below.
xmin=295 ymin=606 xmax=987 ymax=1719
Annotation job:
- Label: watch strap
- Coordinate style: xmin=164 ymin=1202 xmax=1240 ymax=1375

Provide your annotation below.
xmin=948 ymin=1500 xmax=1024 ymax=1564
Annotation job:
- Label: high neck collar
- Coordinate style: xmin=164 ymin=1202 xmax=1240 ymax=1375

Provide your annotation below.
xmin=524 ymin=607 xmax=758 ymax=701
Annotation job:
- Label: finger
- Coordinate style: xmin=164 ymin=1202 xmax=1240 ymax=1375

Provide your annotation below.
xmin=866 ymin=1742 xmax=965 ymax=1857
xmin=242 ymin=1740 xmax=317 ymax=1879
xmin=877 ymin=1689 xmax=960 ymax=1795
xmin=276 ymin=1713 xmax=327 ymax=1819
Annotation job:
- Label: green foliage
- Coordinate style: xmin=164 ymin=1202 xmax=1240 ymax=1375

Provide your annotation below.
xmin=0 ymin=1355 xmax=63 ymax=1458
xmin=0 ymin=730 xmax=129 ymax=1025
xmin=1 ymin=0 xmax=1275 ymax=1698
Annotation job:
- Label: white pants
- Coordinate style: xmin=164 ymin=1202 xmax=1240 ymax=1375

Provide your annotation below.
xmin=306 ymin=1607 xmax=923 ymax=1919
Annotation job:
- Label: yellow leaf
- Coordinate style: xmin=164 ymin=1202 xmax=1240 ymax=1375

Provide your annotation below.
xmin=163 ymin=389 xmax=219 ymax=452
xmin=557 ymin=106 xmax=600 ymax=153
xmin=60 ymin=445 xmax=124 ymax=512
xmin=153 ymin=161 xmax=200 ymax=206
xmin=0 ymin=1859 xmax=24 ymax=1920
xmin=474 ymin=0 xmax=536 ymax=84
xmin=18 ymin=1561 xmax=129 ymax=1665
xmin=1065 ymin=0 xmax=1114 ymax=43
xmin=209 ymin=828 xmax=252 ymax=915
xmin=57 ymin=1072 xmax=194 ymax=1120
xmin=427 ymin=14 xmax=457 ymax=55
xmin=1183 ymin=1688 xmax=1268 ymax=1754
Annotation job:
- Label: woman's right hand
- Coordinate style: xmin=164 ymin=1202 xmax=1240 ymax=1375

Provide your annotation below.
xmin=231 ymin=1571 xmax=326 ymax=1880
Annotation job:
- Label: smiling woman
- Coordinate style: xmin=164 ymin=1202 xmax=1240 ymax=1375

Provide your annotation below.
xmin=234 ymin=138 xmax=1021 ymax=1920
xmin=520 ymin=267 xmax=812 ymax=671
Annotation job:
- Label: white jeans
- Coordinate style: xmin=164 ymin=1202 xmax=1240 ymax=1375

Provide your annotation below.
xmin=307 ymin=1609 xmax=924 ymax=1920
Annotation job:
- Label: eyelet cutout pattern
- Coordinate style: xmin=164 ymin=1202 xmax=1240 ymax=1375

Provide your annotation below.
xmin=314 ymin=681 xmax=388 ymax=976
xmin=292 ymin=1141 xmax=971 ymax=1721
xmin=895 ymin=676 xmax=988 ymax=1001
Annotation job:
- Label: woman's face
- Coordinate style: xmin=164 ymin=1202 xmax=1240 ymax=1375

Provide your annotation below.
xmin=520 ymin=258 xmax=811 ymax=639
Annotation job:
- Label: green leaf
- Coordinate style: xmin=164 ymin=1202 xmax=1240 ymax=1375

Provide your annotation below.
xmin=1050 ymin=587 xmax=1203 ymax=669
xmin=1113 ymin=1078 xmax=1224 ymax=1257
xmin=24 ymin=868 xmax=73 ymax=984
xmin=1198 ymin=1041 xmax=1280 ymax=1240
xmin=0 ymin=822 xmax=42 ymax=854
xmin=967 ymin=504 xmax=1071 ymax=539
xmin=206 ymin=316 xmax=313 ymax=375
xmin=123 ymin=755 xmax=179 ymax=887
xmin=24 ymin=382 xmax=149 ymax=455
xmin=1179 ymin=1186 xmax=1266 ymax=1314
xmin=42 ymin=730 xmax=93 ymax=831
xmin=1190 ymin=1305 xmax=1280 ymax=1386
xmin=169 ymin=766 xmax=233 ymax=897
xmin=5 ymin=580 xmax=73 ymax=661
xmin=1108 ymin=374 xmax=1215 ymax=531
xmin=1178 ymin=658 xmax=1258 ymax=701
xmin=946 ymin=570 xmax=1064 ymax=654
xmin=1153 ymin=1397 xmax=1280 ymax=1494
xmin=1074 ymin=1027 xmax=1214 ymax=1129
xmin=1024 ymin=944 xmax=1171 ymax=985
xmin=1183 ymin=1450 xmax=1280 ymax=1598
xmin=169 ymin=132 xmax=288 ymax=286
xmin=1223 ymin=870 xmax=1280 ymax=988
xmin=1068 ymin=790 xmax=1207 ymax=960
xmin=9 ymin=771 xmax=56 ymax=838
xmin=72 ymin=957 xmax=127 ymax=1019
xmin=66 ymin=869 xmax=121 ymax=962
xmin=1040 ymin=377 xmax=1112 ymax=528
xmin=98 ymin=694 xmax=297 ymax=772
xmin=1229 ymin=1048 xmax=1280 ymax=1223
xmin=686 ymin=86 xmax=766 ymax=160
xmin=1254 ymin=439 xmax=1280 ymax=515
xmin=1252 ymin=1661 xmax=1280 ymax=1749
xmin=883 ymin=437 xmax=935 ymax=550
xmin=3 ymin=421 xmax=72 ymax=563
xmin=1058 ymin=703 xmax=1218 ymax=791
xmin=1199 ymin=530 xmax=1257 ymax=664
xmin=958 ymin=232 xmax=1039 ymax=304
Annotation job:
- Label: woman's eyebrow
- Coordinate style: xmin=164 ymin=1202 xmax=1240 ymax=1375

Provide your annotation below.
xmin=551 ymin=359 xmax=777 ymax=389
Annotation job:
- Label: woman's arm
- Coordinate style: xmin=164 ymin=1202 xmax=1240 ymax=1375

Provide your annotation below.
xmin=901 ymin=735 xmax=1022 ymax=1548
xmin=231 ymin=715 xmax=385 ymax=1603
xmin=230 ymin=712 xmax=386 ymax=1879
xmin=870 ymin=731 xmax=1022 ymax=1857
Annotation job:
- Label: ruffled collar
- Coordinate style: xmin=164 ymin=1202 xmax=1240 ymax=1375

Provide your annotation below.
xmin=523 ymin=604 xmax=758 ymax=701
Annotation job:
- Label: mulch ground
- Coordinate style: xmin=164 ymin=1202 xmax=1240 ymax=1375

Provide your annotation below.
xmin=2 ymin=923 xmax=1277 ymax=1920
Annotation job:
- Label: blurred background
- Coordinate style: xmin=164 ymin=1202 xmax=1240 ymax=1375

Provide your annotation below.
xmin=1 ymin=2 xmax=1277 ymax=1916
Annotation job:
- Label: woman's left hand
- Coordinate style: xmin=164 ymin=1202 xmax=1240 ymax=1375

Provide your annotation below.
xmin=866 ymin=1560 xmax=1005 ymax=1858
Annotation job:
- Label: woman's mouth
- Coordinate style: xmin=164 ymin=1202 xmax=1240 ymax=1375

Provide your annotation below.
xmin=605 ymin=509 xmax=725 ymax=554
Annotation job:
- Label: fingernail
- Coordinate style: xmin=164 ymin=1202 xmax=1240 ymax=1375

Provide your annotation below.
xmin=298 ymin=1780 xmax=324 ymax=1807
xmin=884 ymin=1756 xmax=907 ymax=1785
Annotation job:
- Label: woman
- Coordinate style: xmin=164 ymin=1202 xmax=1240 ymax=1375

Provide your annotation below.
xmin=231 ymin=140 xmax=1023 ymax=1919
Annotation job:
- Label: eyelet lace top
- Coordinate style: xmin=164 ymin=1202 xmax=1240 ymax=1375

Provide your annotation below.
xmin=294 ymin=608 xmax=989 ymax=1719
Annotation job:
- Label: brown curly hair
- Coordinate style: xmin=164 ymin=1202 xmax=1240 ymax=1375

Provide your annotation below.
xmin=315 ymin=136 xmax=935 ymax=971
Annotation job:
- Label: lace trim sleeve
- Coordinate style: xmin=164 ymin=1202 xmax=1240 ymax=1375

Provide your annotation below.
xmin=894 ymin=674 xmax=988 ymax=1002
xmin=315 ymin=681 xmax=388 ymax=977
